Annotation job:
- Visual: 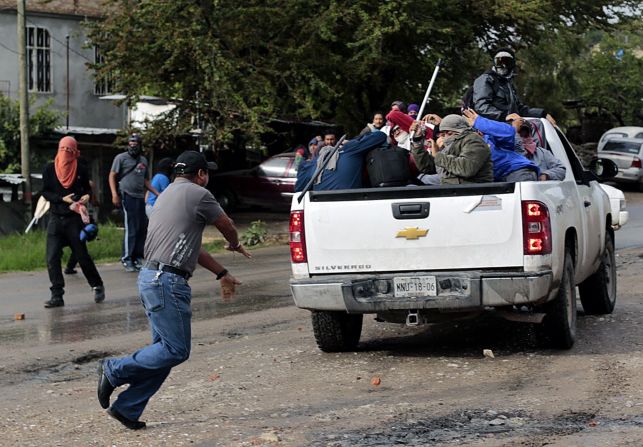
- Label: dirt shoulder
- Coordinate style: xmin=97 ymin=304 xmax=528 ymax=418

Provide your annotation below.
xmin=0 ymin=248 xmax=642 ymax=447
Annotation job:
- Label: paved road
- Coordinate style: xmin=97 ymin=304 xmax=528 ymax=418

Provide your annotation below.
xmin=616 ymin=201 xmax=643 ymax=250
xmin=0 ymin=245 xmax=292 ymax=348
xmin=0 ymin=192 xmax=641 ymax=446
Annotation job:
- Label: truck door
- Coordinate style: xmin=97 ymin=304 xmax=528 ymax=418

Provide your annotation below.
xmin=555 ymin=129 xmax=602 ymax=279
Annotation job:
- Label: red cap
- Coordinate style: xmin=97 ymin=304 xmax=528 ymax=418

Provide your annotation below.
xmin=386 ymin=110 xmax=415 ymax=133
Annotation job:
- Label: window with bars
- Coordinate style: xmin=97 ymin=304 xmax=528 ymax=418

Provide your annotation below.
xmin=27 ymin=26 xmax=51 ymax=93
xmin=94 ymin=46 xmax=113 ymax=95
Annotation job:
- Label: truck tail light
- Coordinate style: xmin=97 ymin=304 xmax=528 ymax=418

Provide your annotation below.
xmin=631 ymin=157 xmax=641 ymax=168
xmin=289 ymin=210 xmax=307 ymax=263
xmin=522 ymin=201 xmax=552 ymax=255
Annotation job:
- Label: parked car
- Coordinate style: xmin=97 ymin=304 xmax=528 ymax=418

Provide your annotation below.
xmin=598 ymin=137 xmax=643 ymax=191
xmin=209 ymin=153 xmax=297 ymax=210
xmin=597 ymin=126 xmax=643 ymax=151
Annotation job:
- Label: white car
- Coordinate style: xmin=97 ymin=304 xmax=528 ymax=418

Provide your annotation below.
xmin=598 ymin=137 xmax=643 ymax=191
xmin=290 ymin=119 xmax=626 ymax=352
xmin=597 ymin=126 xmax=643 ymax=151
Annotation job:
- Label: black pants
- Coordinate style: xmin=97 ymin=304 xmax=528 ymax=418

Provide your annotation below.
xmin=46 ymin=214 xmax=103 ymax=297
xmin=121 ymin=193 xmax=148 ymax=263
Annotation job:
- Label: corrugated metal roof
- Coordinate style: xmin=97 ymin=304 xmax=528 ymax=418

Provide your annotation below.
xmin=0 ymin=0 xmax=107 ymax=18
xmin=54 ymin=126 xmax=119 ymax=135
xmin=0 ymin=174 xmax=26 ymax=185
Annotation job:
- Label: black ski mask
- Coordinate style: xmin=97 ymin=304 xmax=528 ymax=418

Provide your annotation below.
xmin=127 ymin=134 xmax=142 ymax=158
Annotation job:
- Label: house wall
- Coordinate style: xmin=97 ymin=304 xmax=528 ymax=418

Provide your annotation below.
xmin=0 ymin=11 xmax=126 ymax=129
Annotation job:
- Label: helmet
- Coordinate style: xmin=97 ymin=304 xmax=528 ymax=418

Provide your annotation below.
xmin=493 ymin=48 xmax=516 ymax=78
xmin=127 ymin=133 xmax=143 ymax=157
xmin=80 ymin=223 xmax=99 ymax=242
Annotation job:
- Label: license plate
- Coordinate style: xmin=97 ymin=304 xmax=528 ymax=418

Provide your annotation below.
xmin=394 ymin=276 xmax=437 ymax=297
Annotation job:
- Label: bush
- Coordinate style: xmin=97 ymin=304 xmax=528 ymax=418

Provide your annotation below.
xmin=240 ymin=220 xmax=268 ymax=247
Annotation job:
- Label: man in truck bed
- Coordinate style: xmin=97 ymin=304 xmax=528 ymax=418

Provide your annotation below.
xmin=411 ymin=114 xmax=493 ymax=184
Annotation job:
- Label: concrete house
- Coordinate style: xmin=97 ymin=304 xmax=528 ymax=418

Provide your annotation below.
xmin=0 ymin=0 xmax=126 ymax=129
xmin=0 ymin=0 xmax=128 ymax=215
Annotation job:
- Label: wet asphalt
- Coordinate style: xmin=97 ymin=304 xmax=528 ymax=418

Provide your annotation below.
xmin=0 ymin=244 xmax=293 ymax=348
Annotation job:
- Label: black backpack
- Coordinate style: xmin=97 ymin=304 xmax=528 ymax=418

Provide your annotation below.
xmin=460 ymin=70 xmax=497 ymax=111
xmin=461 ymin=85 xmax=475 ymax=111
xmin=366 ymin=144 xmax=412 ymax=187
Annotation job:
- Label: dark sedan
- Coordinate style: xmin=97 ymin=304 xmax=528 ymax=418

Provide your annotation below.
xmin=209 ymin=153 xmax=297 ymax=210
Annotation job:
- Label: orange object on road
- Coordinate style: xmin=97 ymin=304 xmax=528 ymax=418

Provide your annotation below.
xmin=15 ymin=313 xmax=25 ymax=320
xmin=371 ymin=377 xmax=381 ymax=386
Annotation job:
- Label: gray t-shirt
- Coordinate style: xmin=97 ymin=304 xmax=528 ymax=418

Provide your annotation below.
xmin=144 ymin=178 xmax=224 ymax=274
xmin=110 ymin=152 xmax=149 ymax=198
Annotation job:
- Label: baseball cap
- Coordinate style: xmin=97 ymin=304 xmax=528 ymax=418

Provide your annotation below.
xmin=174 ymin=151 xmax=218 ymax=174
xmin=439 ymin=115 xmax=469 ymax=133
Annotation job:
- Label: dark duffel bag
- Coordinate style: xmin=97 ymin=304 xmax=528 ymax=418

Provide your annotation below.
xmin=366 ymin=145 xmax=412 ymax=187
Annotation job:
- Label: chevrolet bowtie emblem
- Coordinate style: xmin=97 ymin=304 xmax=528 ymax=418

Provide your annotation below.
xmin=396 ymin=227 xmax=429 ymax=240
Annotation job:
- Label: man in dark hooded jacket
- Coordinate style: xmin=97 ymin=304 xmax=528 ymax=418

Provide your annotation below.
xmin=472 ymin=48 xmax=555 ymax=124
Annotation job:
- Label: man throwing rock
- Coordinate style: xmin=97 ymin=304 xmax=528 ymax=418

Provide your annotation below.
xmin=97 ymin=150 xmax=251 ymax=429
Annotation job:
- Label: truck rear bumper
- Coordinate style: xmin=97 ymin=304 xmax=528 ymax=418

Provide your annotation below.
xmin=290 ymin=270 xmax=553 ymax=312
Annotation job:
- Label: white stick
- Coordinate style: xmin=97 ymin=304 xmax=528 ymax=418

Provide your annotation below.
xmin=25 ymin=217 xmax=37 ymax=233
xmin=417 ymin=59 xmax=442 ymax=119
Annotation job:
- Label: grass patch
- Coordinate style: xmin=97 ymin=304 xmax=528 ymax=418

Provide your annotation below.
xmin=0 ymin=223 xmax=286 ymax=273
xmin=0 ymin=222 xmax=124 ymax=273
xmin=202 ymin=240 xmax=225 ymax=252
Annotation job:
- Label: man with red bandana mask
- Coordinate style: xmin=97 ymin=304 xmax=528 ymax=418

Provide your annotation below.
xmin=41 ymin=136 xmax=105 ymax=308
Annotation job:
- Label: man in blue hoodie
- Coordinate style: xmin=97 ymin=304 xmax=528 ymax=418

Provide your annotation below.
xmin=463 ymin=109 xmax=539 ymax=182
xmin=295 ymin=131 xmax=387 ymax=192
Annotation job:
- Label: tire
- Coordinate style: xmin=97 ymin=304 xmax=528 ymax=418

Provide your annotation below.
xmin=538 ymin=251 xmax=577 ymax=349
xmin=215 ymin=190 xmax=237 ymax=211
xmin=579 ymin=231 xmax=616 ymax=315
xmin=311 ymin=311 xmax=363 ymax=352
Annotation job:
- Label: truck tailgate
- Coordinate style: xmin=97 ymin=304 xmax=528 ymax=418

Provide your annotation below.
xmin=303 ymin=184 xmax=524 ymax=274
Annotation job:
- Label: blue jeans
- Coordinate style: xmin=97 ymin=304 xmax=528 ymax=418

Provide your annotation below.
xmin=121 ymin=193 xmax=148 ymax=263
xmin=103 ymin=268 xmax=192 ymax=420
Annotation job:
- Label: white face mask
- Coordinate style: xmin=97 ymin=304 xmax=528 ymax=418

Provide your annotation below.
xmin=395 ymin=130 xmax=411 ymax=150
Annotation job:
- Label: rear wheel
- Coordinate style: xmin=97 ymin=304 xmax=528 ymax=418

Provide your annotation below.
xmin=538 ymin=251 xmax=576 ymax=349
xmin=215 ymin=190 xmax=237 ymax=211
xmin=311 ymin=311 xmax=363 ymax=352
xmin=579 ymin=231 xmax=616 ymax=314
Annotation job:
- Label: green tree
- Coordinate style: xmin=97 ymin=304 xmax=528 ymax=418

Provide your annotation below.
xmin=0 ymin=95 xmax=61 ymax=173
xmin=516 ymin=18 xmax=642 ymax=133
xmin=87 ymin=0 xmax=641 ymax=139
xmin=575 ymin=33 xmax=643 ymax=126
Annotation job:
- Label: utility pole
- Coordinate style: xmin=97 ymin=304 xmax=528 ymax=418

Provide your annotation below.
xmin=66 ymin=35 xmax=70 ymax=129
xmin=17 ymin=0 xmax=31 ymax=208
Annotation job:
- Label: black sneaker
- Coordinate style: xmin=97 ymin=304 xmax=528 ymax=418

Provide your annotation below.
xmin=44 ymin=297 xmax=64 ymax=308
xmin=97 ymin=360 xmax=115 ymax=409
xmin=106 ymin=407 xmax=146 ymax=430
xmin=123 ymin=261 xmax=137 ymax=273
xmin=93 ymin=285 xmax=106 ymax=303
xmin=64 ymin=267 xmax=77 ymax=275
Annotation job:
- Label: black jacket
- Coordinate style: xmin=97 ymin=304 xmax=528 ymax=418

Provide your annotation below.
xmin=41 ymin=161 xmax=92 ymax=216
xmin=472 ymin=70 xmax=545 ymax=121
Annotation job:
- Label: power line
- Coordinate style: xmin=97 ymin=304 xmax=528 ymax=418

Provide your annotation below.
xmin=0 ymin=7 xmax=96 ymax=63
xmin=0 ymin=40 xmax=19 ymax=55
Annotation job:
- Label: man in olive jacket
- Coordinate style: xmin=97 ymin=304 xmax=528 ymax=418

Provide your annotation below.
xmin=411 ymin=114 xmax=493 ymax=184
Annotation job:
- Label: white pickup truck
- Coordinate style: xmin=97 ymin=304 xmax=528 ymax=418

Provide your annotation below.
xmin=289 ymin=119 xmax=629 ymax=351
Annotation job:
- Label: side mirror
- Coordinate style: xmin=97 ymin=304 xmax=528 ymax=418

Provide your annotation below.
xmin=589 ymin=158 xmax=618 ymax=180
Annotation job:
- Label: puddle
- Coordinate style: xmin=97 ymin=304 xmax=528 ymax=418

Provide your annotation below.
xmin=0 ymin=292 xmax=293 ymax=347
